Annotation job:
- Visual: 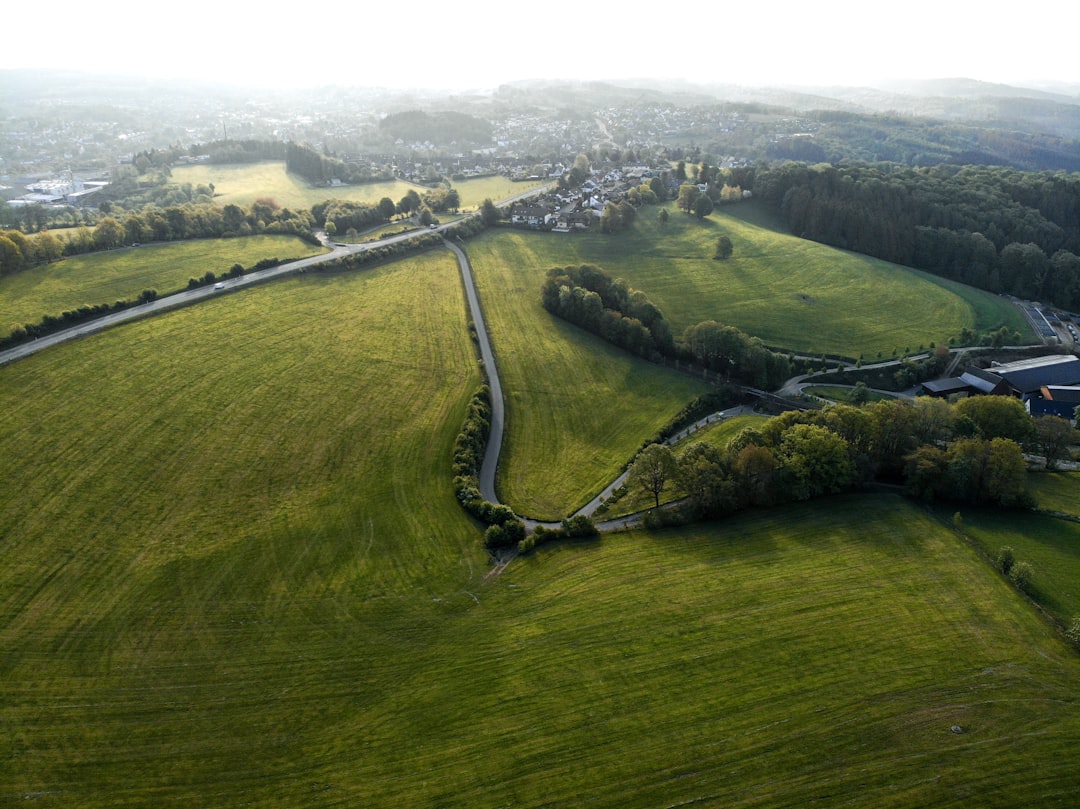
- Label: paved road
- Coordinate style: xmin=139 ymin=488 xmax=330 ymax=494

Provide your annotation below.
xmin=444 ymin=240 xmax=504 ymax=504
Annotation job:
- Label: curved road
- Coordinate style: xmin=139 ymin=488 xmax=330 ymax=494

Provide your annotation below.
xmin=444 ymin=240 xmax=504 ymax=504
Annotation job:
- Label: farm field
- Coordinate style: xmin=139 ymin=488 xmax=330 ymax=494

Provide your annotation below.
xmin=482 ymin=201 xmax=1027 ymax=358
xmin=0 ymin=235 xmax=325 ymax=328
xmin=169 ymin=161 xmax=546 ymax=212
xmin=464 ymin=230 xmax=711 ymax=520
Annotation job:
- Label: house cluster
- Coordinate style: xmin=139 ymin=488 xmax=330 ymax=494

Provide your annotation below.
xmin=508 ymin=166 xmax=669 ymax=233
xmin=921 ymin=354 xmax=1080 ymax=421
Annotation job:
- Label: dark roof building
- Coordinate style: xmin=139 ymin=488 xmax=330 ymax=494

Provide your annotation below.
xmin=1027 ymin=385 xmax=1080 ymax=421
xmin=920 ymin=354 xmax=1080 ymax=400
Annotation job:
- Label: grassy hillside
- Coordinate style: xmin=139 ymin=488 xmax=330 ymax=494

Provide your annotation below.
xmin=464 ymin=230 xmax=711 ymax=519
xmin=0 ymin=235 xmax=326 ymax=328
xmin=481 ymin=201 xmax=1027 ymax=358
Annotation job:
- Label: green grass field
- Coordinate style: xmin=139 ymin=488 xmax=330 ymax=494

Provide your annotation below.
xmin=953 ymin=472 xmax=1080 ymax=625
xmin=464 ymin=230 xmax=711 ymax=519
xmin=2 ymin=214 xmax=1078 ymax=807
xmin=169 ymin=162 xmax=546 ymax=212
xmin=803 ymin=384 xmax=897 ymax=403
xmin=0 ymin=235 xmax=326 ymax=329
xmin=170 ymin=161 xmax=419 ymax=210
xmin=482 ymin=201 xmax=1028 ymax=359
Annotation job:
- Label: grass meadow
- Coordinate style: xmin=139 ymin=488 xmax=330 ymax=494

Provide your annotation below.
xmin=955 ymin=472 xmax=1080 ymax=626
xmin=0 ymin=235 xmax=325 ymax=329
xmin=169 ymin=162 xmax=545 ymax=211
xmin=463 ymin=230 xmax=711 ymax=520
xmin=482 ymin=201 xmax=1027 ymax=359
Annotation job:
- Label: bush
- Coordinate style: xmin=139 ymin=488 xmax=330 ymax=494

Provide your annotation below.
xmin=1066 ymin=617 xmax=1080 ymax=647
xmin=561 ymin=515 xmax=598 ymax=538
xmin=1009 ymin=560 xmax=1034 ymax=593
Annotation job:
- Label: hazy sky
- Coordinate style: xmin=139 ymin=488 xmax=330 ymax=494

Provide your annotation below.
xmin=5 ymin=1 xmax=1079 ymax=91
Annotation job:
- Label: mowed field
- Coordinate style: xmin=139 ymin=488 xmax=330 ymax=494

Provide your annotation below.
xmin=1 ymin=240 xmax=1079 ymax=806
xmin=958 ymin=472 xmax=1080 ymax=625
xmin=0 ymin=235 xmax=326 ymax=328
xmin=482 ymin=201 xmax=1027 ymax=358
xmin=169 ymin=161 xmax=545 ymax=211
xmin=464 ymin=230 xmax=711 ymax=519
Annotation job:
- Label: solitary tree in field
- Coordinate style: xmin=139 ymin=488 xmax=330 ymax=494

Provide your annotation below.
xmin=628 ymin=444 xmax=678 ymax=509
xmin=714 ymin=235 xmax=733 ymax=260
xmin=693 ymin=195 xmax=714 ymax=220
xmin=658 ymin=208 xmax=669 ymax=226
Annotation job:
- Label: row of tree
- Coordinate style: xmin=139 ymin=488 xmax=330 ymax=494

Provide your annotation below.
xmin=0 ymin=200 xmax=317 ymax=276
xmin=751 ymin=161 xmax=1080 ymax=310
xmin=540 ymin=264 xmax=674 ymax=357
xmin=631 ymin=395 xmax=1076 ymax=525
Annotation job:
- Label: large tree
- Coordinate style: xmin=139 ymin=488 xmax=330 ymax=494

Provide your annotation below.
xmin=628 ymin=443 xmax=678 ymax=509
xmin=1033 ymin=415 xmax=1077 ymax=469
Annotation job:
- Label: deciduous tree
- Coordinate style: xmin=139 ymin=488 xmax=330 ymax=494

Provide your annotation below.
xmin=628 ymin=443 xmax=678 ymax=509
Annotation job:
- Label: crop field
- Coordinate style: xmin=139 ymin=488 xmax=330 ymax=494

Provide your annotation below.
xmin=169 ymin=161 xmax=418 ymax=210
xmin=483 ymin=201 xmax=1027 ymax=358
xmin=463 ymin=231 xmax=711 ymax=519
xmin=0 ymin=235 xmax=325 ymax=328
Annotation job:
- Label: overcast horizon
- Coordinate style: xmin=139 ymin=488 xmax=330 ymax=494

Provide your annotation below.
xmin=5 ymin=1 xmax=1080 ymax=94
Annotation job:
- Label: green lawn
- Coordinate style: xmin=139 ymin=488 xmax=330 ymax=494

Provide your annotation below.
xmin=1028 ymin=470 xmax=1080 ymax=516
xmin=0 ymin=235 xmax=326 ymax=329
xmin=463 ymin=230 xmax=711 ymax=519
xmin=483 ymin=201 xmax=1028 ymax=359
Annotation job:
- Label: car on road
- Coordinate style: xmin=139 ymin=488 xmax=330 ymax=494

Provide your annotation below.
xmin=214 ymin=282 xmax=225 ymax=290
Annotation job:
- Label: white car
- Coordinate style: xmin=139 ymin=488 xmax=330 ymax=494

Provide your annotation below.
xmin=214 ymin=282 xmax=225 ymax=290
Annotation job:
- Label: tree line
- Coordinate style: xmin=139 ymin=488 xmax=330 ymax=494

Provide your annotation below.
xmin=285 ymin=142 xmax=395 ymax=186
xmin=0 ymin=200 xmax=316 ymax=277
xmin=541 ymin=264 xmax=792 ymax=389
xmin=633 ymin=394 xmax=1075 ymax=529
xmin=752 ymin=161 xmax=1080 ymax=310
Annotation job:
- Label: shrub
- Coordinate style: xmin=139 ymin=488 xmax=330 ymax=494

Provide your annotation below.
xmin=561 ymin=515 xmax=598 ymax=538
xmin=1009 ymin=560 xmax=1033 ymax=593
xmin=997 ymin=546 xmax=1015 ymax=576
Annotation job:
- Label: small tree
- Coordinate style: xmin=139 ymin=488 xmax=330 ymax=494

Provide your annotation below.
xmin=849 ymin=381 xmax=871 ymax=405
xmin=658 ymin=208 xmax=669 ymax=226
xmin=714 ymin=235 xmax=733 ymax=260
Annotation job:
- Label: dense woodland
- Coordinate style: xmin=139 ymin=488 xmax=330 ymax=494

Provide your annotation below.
xmin=752 ymin=162 xmax=1080 ymax=310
